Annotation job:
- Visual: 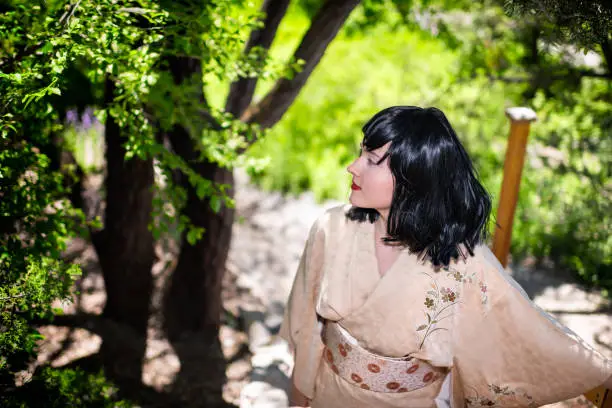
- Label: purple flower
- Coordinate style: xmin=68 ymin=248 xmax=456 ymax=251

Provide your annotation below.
xmin=81 ymin=107 xmax=94 ymax=129
xmin=65 ymin=109 xmax=78 ymax=125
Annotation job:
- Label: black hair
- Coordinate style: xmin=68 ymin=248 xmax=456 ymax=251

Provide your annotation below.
xmin=346 ymin=106 xmax=491 ymax=267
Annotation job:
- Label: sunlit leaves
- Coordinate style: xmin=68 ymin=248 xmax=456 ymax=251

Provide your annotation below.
xmin=504 ymin=0 xmax=612 ymax=49
xmin=0 ymin=140 xmax=85 ymax=375
xmin=0 ymin=0 xmax=295 ymax=402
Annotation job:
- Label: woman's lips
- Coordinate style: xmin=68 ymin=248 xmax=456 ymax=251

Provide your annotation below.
xmin=351 ymin=182 xmax=361 ymax=191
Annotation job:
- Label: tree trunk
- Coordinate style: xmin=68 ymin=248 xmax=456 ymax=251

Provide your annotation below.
xmin=163 ymin=160 xmax=234 ymax=407
xmin=242 ymin=0 xmax=361 ymax=128
xmin=225 ymin=0 xmax=291 ymax=117
xmin=600 ymin=38 xmax=612 ymax=74
xmin=163 ymin=135 xmax=233 ymax=339
xmin=161 ymin=55 xmax=233 ymax=406
xmin=92 ymin=78 xmax=155 ymax=388
xmin=163 ymin=0 xmax=361 ymax=336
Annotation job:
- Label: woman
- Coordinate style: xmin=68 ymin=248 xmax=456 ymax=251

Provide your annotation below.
xmin=279 ymin=106 xmax=612 ymax=407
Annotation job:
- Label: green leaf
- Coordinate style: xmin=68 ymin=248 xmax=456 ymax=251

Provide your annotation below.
xmin=186 ymin=226 xmax=205 ymax=245
xmin=210 ymin=195 xmax=221 ymax=213
xmin=196 ymin=181 xmax=209 ymax=199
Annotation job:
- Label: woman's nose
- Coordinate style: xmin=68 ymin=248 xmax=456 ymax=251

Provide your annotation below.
xmin=347 ymin=158 xmax=359 ymax=176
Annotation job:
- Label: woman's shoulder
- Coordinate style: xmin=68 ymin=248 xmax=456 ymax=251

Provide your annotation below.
xmin=307 ymin=203 xmax=357 ymax=244
xmin=470 ymin=244 xmax=503 ymax=270
xmin=312 ymin=203 xmax=353 ymax=230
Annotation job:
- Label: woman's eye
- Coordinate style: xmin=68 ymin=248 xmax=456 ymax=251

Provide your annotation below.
xmin=358 ymin=146 xmax=378 ymax=165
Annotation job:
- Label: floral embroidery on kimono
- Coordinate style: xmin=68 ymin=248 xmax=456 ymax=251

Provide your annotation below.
xmin=465 ymin=384 xmax=537 ymax=408
xmin=417 ymin=265 xmax=489 ymax=350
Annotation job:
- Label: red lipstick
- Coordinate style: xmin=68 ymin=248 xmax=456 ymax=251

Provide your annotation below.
xmin=351 ymin=182 xmax=361 ymax=191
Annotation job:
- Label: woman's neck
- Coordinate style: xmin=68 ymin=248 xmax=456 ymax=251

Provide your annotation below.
xmin=375 ymin=212 xmax=388 ymax=238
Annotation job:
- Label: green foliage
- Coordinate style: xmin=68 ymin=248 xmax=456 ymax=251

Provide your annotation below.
xmin=1 ymin=48 xmax=83 ymax=390
xmin=2 ymin=367 xmax=132 ymax=407
xmin=1 ymin=0 xmax=285 ymax=402
xmin=517 ymin=82 xmax=611 ymax=286
xmin=0 ymin=1 xmax=117 ymax=400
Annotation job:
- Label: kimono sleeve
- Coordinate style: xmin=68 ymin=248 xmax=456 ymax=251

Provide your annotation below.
xmin=279 ymin=214 xmax=326 ymax=398
xmin=451 ymin=253 xmax=612 ymax=407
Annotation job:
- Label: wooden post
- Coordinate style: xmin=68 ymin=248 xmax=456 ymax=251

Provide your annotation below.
xmin=491 ymin=107 xmax=537 ymax=268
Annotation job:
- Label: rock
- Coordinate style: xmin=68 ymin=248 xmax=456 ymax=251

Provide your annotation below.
xmin=239 ymin=381 xmax=289 ymax=408
xmin=264 ymin=302 xmax=285 ymax=333
xmin=248 ymin=320 xmax=272 ymax=353
xmin=220 ymin=325 xmax=248 ymax=360
xmin=227 ymin=359 xmax=252 ymax=381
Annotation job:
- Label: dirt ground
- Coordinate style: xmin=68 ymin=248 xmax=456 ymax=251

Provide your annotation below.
xmin=28 ymin=233 xmax=255 ymax=407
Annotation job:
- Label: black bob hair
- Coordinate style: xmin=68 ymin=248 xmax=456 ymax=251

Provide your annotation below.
xmin=346 ymin=106 xmax=492 ymax=267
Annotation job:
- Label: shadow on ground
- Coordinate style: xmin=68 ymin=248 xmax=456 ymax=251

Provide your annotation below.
xmin=35 ymin=237 xmax=246 ymax=408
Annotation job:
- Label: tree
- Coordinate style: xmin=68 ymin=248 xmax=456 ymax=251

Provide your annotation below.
xmin=499 ymin=0 xmax=612 ymax=289
xmin=155 ymin=1 xmax=361 ymax=402
xmin=1 ymin=0 xmax=361 ymax=405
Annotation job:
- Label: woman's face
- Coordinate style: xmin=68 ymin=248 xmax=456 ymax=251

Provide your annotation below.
xmin=347 ymin=142 xmax=395 ymax=216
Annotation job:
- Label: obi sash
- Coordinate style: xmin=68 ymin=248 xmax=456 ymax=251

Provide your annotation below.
xmin=321 ymin=320 xmax=447 ymax=393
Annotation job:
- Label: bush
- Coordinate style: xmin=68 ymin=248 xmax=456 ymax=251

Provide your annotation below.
xmin=2 ymin=367 xmax=133 ymax=408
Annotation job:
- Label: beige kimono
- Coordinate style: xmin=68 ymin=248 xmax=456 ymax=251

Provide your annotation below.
xmin=279 ymin=205 xmax=611 ymax=408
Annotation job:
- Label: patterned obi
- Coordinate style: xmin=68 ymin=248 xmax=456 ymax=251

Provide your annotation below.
xmin=321 ymin=320 xmax=447 ymax=393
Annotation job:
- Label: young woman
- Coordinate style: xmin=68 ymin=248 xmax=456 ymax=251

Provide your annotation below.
xmin=279 ymin=106 xmax=611 ymax=407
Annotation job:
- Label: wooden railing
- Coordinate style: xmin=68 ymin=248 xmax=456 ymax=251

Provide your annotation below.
xmin=491 ymin=107 xmax=609 ymax=407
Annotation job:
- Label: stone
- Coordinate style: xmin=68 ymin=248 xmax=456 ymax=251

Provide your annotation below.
xmin=239 ymin=381 xmax=289 ymax=408
xmin=227 ymin=360 xmax=252 ymax=381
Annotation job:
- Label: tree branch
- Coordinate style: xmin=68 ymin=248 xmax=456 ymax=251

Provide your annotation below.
xmin=565 ymin=69 xmax=611 ymax=79
xmin=59 ymin=0 xmax=82 ymax=26
xmin=224 ymin=0 xmax=291 ymax=117
xmin=241 ymin=0 xmax=360 ymax=131
xmin=600 ymin=38 xmax=612 ymax=74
